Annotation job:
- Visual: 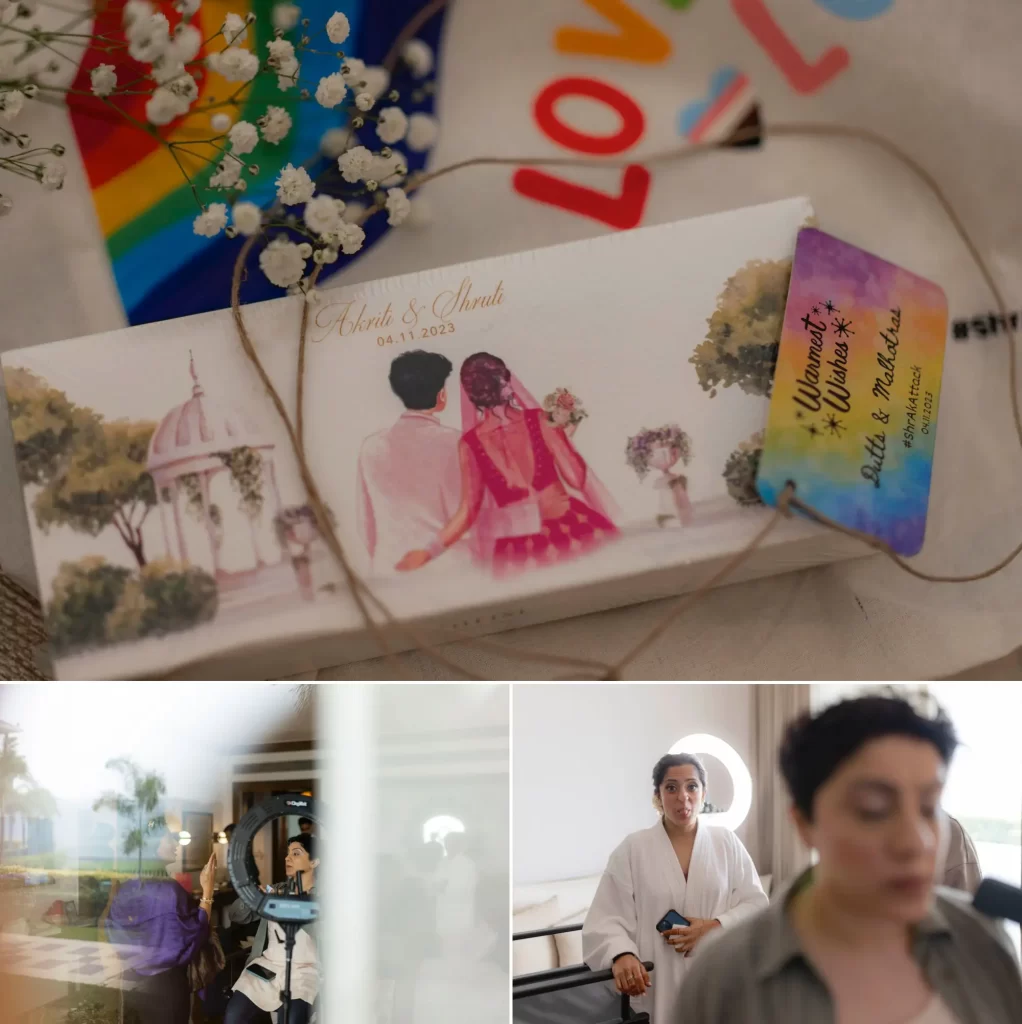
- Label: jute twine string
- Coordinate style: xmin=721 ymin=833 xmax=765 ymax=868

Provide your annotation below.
xmin=227 ymin=121 xmax=1022 ymax=682
xmin=1 ymin=13 xmax=1019 ymax=680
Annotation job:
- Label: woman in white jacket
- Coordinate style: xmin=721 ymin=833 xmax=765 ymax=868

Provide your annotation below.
xmin=582 ymin=752 xmax=767 ymax=1023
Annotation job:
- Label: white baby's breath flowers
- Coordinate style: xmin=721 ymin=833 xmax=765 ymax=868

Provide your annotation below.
xmin=151 ymin=57 xmax=185 ymax=85
xmin=303 ymin=193 xmax=343 ymax=235
xmin=354 ymin=91 xmax=374 ymax=112
xmin=341 ymin=199 xmax=366 ymax=223
xmin=122 ymin=0 xmax=154 ymax=34
xmin=376 ymin=107 xmax=408 ymax=145
xmin=342 ymin=57 xmax=365 ymax=79
xmin=271 ymin=2 xmax=300 ymax=31
xmin=360 ymin=66 xmax=390 ymax=99
xmin=210 ymin=158 xmax=242 ymax=189
xmin=259 ymin=237 xmax=306 ymax=287
xmin=210 ymin=47 xmax=260 ymax=83
xmin=319 ymin=127 xmax=349 ymax=159
xmin=275 ymin=162 xmax=314 ymax=205
xmin=39 ymin=160 xmax=66 ymax=191
xmin=368 ymin=149 xmax=405 ymax=185
xmin=338 ymin=144 xmax=372 ymax=183
xmin=90 ymin=64 xmax=117 ymax=98
xmin=406 ymin=112 xmax=438 ymax=152
xmin=166 ymin=72 xmax=198 ymax=106
xmin=222 ymin=12 xmax=248 ymax=45
xmin=211 ymin=112 xmax=232 ymax=132
xmin=228 ymin=119 xmax=259 ymax=154
xmin=145 ymin=86 xmax=186 ymax=125
xmin=315 ymin=72 xmax=346 ymax=109
xmin=384 ymin=186 xmax=411 ymax=226
xmin=325 ymin=11 xmax=350 ymax=44
xmin=169 ymin=23 xmax=202 ymax=62
xmin=127 ymin=13 xmax=170 ymax=63
xmin=193 ymin=202 xmax=228 ymax=237
xmin=174 ymin=0 xmax=200 ymax=15
xmin=231 ymin=201 xmax=262 ymax=236
xmin=266 ymin=38 xmax=295 ymax=65
xmin=335 ymin=221 xmax=365 ymax=254
xmin=402 ymin=39 xmax=434 ymax=78
xmin=258 ymin=106 xmax=292 ymax=144
xmin=0 ymin=90 xmax=25 ymax=122
xmin=276 ymin=58 xmax=300 ymax=91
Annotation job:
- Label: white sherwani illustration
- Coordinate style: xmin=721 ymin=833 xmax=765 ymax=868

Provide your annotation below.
xmin=357 ymin=411 xmax=462 ymax=575
xmin=583 ymin=821 xmax=767 ymax=1024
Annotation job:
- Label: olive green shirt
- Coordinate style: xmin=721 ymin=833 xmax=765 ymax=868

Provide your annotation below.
xmin=682 ymin=870 xmax=1022 ymax=1024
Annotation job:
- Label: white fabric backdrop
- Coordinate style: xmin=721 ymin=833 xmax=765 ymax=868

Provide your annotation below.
xmin=3 ymin=0 xmax=1021 ymax=679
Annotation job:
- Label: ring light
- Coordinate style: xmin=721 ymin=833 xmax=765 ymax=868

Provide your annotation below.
xmin=422 ymin=814 xmax=465 ymax=848
xmin=228 ymin=793 xmax=321 ymax=924
xmin=669 ymin=733 xmax=752 ymax=831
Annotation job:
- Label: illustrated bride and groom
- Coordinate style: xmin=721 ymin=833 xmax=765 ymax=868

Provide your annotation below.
xmin=356 ymin=349 xmax=619 ymax=577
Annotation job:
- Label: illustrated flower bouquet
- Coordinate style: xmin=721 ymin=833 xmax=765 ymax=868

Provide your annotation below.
xmin=0 ymin=0 xmax=440 ymax=299
xmin=626 ymin=423 xmax=694 ymax=527
xmin=543 ymin=387 xmax=587 ymax=433
xmin=625 ymin=424 xmax=692 ymax=481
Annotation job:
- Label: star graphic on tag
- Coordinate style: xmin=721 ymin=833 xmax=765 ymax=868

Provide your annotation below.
xmin=823 ymin=413 xmax=846 ymax=437
xmin=811 ymin=305 xmax=821 ymax=315
xmin=823 ymin=299 xmax=838 ymax=314
xmin=832 ymin=317 xmax=854 ymax=338
xmin=803 ymin=422 xmax=822 ymax=439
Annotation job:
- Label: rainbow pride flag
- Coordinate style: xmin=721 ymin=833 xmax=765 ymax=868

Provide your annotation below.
xmin=69 ymin=0 xmax=446 ymax=325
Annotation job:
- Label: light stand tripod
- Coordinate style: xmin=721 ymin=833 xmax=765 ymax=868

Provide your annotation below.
xmin=279 ymin=871 xmax=303 ymax=1024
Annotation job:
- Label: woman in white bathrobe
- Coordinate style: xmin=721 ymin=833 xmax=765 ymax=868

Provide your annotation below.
xmin=582 ymin=752 xmax=768 ymax=1023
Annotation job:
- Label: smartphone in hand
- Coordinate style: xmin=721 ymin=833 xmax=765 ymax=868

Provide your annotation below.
xmin=656 ymin=910 xmax=691 ymax=932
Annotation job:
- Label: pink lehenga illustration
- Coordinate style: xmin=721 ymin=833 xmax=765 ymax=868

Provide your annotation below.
xmin=396 ymin=353 xmax=619 ymax=576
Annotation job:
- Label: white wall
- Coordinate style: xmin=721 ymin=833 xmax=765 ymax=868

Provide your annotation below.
xmin=513 ymin=684 xmax=755 ymax=884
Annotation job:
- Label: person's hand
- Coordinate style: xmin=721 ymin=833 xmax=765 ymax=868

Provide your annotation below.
xmin=396 ymin=550 xmax=431 ymax=571
xmin=663 ymin=918 xmax=719 ymax=956
xmin=611 ymin=954 xmax=650 ymax=996
xmin=199 ymin=852 xmax=216 ymax=900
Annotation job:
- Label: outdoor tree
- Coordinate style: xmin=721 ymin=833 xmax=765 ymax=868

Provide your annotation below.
xmin=690 ymin=258 xmax=792 ymax=398
xmin=0 ymin=733 xmax=29 ymax=865
xmin=92 ymin=758 xmax=167 ymax=878
xmin=0 ymin=733 xmax=56 ymax=864
xmin=34 ymin=418 xmax=158 ymax=568
xmin=3 ymin=367 xmax=102 ymax=486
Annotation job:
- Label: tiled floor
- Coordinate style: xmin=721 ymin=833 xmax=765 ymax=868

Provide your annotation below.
xmin=0 ymin=933 xmax=146 ymax=989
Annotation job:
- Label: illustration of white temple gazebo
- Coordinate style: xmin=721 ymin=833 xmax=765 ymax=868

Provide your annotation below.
xmin=147 ymin=354 xmax=304 ymax=603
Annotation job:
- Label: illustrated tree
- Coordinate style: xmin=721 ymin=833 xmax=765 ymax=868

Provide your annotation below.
xmin=6 ymin=367 xmax=159 ymax=568
xmin=3 ymin=367 xmax=102 ymax=486
xmin=690 ymin=258 xmax=792 ymax=398
xmin=723 ymin=430 xmax=766 ymax=507
xmin=34 ymin=419 xmax=159 ymax=568
xmin=92 ymin=758 xmax=167 ymax=878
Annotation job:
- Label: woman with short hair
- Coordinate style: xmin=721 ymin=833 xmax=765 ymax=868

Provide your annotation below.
xmin=684 ymin=694 xmax=1022 ymax=1023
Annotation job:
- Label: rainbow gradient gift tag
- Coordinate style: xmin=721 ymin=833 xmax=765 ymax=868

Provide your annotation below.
xmin=757 ymin=229 xmax=949 ymax=556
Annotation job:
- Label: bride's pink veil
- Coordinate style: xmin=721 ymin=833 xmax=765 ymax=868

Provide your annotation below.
xmin=459 ymin=372 xmax=619 ymax=564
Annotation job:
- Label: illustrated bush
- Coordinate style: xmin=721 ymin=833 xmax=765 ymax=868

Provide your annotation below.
xmin=690 ymin=258 xmax=792 ymax=398
xmin=46 ymin=557 xmax=131 ymax=654
xmin=137 ymin=560 xmax=219 ymax=636
xmin=723 ymin=431 xmax=765 ymax=507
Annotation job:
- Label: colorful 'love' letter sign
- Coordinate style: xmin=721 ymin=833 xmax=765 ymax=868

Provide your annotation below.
xmin=757 ymin=228 xmax=948 ymax=555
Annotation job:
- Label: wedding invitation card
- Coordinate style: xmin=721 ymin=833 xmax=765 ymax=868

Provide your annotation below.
xmin=2 ymin=197 xmax=866 ymax=680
